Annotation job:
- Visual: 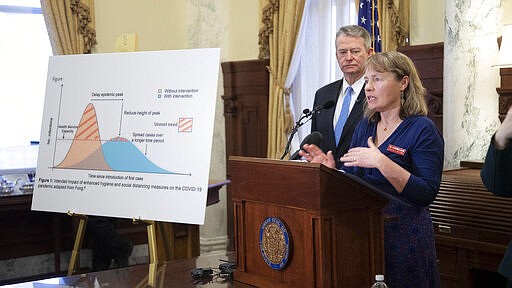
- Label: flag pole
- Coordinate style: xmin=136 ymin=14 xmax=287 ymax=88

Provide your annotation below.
xmin=371 ymin=0 xmax=375 ymax=49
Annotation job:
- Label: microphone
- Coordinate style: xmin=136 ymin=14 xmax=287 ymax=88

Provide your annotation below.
xmin=280 ymin=101 xmax=333 ymax=160
xmin=318 ymin=100 xmax=335 ymax=111
xmin=303 ymin=100 xmax=335 ymax=117
xmin=289 ymin=131 xmax=323 ymax=160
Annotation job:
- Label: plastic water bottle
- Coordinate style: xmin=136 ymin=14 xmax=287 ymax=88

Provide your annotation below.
xmin=370 ymin=274 xmax=388 ymax=288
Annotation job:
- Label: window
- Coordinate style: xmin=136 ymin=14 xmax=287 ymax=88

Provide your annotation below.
xmin=0 ymin=0 xmax=52 ymax=148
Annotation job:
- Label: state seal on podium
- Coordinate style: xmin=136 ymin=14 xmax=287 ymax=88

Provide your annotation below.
xmin=259 ymin=217 xmax=291 ymax=270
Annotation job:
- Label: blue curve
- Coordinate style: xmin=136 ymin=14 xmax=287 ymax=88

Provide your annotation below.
xmin=102 ymin=140 xmax=175 ymax=174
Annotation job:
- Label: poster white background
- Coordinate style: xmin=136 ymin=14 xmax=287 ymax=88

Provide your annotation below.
xmin=32 ymin=48 xmax=220 ymax=224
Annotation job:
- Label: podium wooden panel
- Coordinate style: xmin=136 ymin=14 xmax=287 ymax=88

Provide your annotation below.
xmin=229 ymin=156 xmax=389 ymax=288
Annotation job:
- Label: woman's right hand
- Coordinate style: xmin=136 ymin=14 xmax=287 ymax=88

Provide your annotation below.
xmin=299 ymin=144 xmax=336 ymax=168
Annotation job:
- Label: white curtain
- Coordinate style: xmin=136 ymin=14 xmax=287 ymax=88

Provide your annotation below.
xmin=287 ymin=0 xmax=356 ymax=153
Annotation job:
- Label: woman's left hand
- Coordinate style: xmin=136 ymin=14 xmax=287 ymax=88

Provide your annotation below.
xmin=340 ymin=137 xmax=384 ymax=168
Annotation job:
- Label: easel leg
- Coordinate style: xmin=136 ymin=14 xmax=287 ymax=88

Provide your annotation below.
xmin=147 ymin=220 xmax=158 ymax=287
xmin=133 ymin=263 xmax=166 ymax=288
xmin=133 ymin=219 xmax=167 ymax=287
xmin=67 ymin=214 xmax=88 ymax=276
xmin=147 ymin=220 xmax=158 ymax=264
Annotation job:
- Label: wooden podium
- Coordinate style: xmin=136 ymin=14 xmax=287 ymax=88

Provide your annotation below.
xmin=229 ymin=156 xmax=390 ymax=288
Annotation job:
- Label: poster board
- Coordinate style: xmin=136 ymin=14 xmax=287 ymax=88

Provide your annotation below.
xmin=32 ymin=48 xmax=220 ymax=224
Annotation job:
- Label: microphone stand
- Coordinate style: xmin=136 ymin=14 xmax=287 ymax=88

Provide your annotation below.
xmin=280 ymin=110 xmax=314 ymax=160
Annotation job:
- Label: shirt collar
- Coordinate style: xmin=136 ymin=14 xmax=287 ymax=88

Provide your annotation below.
xmin=342 ymin=76 xmax=366 ymax=96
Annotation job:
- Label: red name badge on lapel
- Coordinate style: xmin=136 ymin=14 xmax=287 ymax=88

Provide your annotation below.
xmin=387 ymin=144 xmax=406 ymax=156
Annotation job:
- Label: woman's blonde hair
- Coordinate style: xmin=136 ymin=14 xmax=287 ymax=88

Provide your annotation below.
xmin=363 ymin=51 xmax=428 ymax=122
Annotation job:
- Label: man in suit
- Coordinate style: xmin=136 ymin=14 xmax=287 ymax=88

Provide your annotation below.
xmin=481 ymin=105 xmax=512 ymax=287
xmin=311 ymin=25 xmax=373 ymax=165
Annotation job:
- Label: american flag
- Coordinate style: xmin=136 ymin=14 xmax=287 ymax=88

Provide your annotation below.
xmin=358 ymin=0 xmax=382 ymax=52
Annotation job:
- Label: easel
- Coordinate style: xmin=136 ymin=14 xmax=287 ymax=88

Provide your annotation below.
xmin=65 ymin=181 xmax=228 ymax=285
xmin=67 ymin=212 xmax=167 ymax=287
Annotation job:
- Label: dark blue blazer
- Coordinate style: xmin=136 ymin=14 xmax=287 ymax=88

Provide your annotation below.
xmin=481 ymin=137 xmax=512 ymax=282
xmin=311 ymin=79 xmax=366 ymax=163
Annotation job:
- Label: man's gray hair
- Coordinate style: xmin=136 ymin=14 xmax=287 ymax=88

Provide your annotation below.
xmin=335 ymin=25 xmax=372 ymax=50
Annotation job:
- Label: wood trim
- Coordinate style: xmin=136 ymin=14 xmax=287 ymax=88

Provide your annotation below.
xmin=497 ymin=67 xmax=512 ymax=121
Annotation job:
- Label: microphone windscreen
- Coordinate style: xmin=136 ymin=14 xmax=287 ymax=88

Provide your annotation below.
xmin=306 ymin=131 xmax=323 ymax=146
xmin=289 ymin=131 xmax=323 ymax=160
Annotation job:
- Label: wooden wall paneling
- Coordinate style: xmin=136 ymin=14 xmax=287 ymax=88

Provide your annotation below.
xmin=397 ymin=43 xmax=444 ymax=134
xmin=497 ymin=67 xmax=512 ymax=121
xmin=430 ymin=165 xmax=512 ymax=287
xmin=222 ymin=59 xmax=269 ymax=158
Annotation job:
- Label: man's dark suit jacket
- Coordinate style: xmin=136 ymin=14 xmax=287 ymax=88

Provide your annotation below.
xmin=311 ymin=79 xmax=366 ymax=165
xmin=481 ymin=137 xmax=512 ymax=283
